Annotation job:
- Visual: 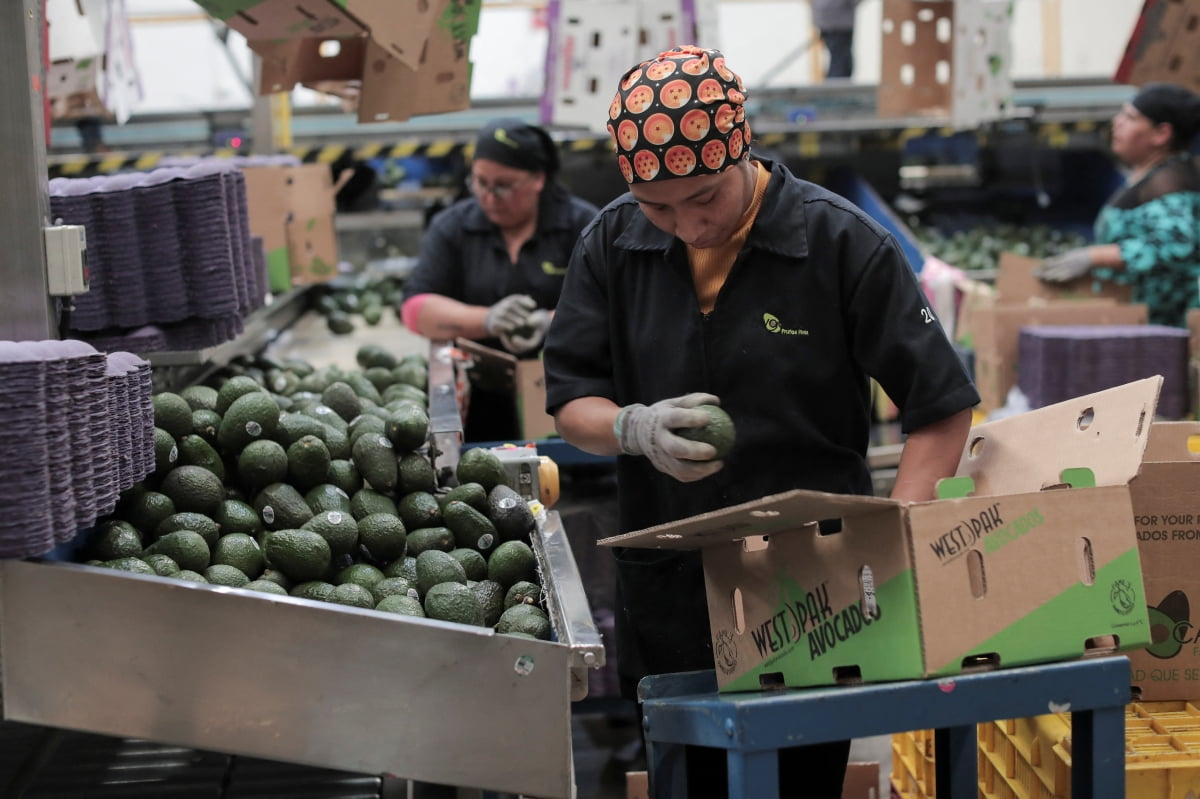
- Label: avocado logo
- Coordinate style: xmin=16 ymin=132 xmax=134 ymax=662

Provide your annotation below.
xmin=1147 ymin=589 xmax=1189 ymax=659
xmin=762 ymin=313 xmax=808 ymax=336
xmin=541 ymin=261 xmax=567 ymax=276
xmin=494 ymin=128 xmax=520 ymax=149
xmin=1110 ymin=578 xmax=1137 ymax=616
xmin=715 ymin=629 xmax=738 ymax=675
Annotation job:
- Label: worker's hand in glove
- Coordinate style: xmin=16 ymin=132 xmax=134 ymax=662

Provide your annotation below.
xmin=483 ymin=294 xmax=537 ymax=337
xmin=500 ymin=309 xmax=551 ymax=354
xmin=1034 ymin=249 xmax=1093 ymax=283
xmin=615 ymin=393 xmax=724 ymax=482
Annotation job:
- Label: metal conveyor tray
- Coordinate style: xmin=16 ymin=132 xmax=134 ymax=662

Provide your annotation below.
xmin=0 ymin=510 xmax=602 ymax=799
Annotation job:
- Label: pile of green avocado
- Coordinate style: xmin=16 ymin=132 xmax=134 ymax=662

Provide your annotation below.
xmin=85 ymin=342 xmax=551 ymax=641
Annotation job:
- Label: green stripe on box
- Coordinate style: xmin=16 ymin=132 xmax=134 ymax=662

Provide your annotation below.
xmin=722 ymin=568 xmax=923 ymax=692
xmin=267 ymin=248 xmax=291 ymax=293
xmin=933 ymin=546 xmax=1149 ymax=676
xmin=194 ymin=0 xmax=265 ymax=21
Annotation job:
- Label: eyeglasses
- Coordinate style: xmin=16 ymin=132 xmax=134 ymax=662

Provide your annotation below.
xmin=466 ymin=173 xmax=535 ymax=200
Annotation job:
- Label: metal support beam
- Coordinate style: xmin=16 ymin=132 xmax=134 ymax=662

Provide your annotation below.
xmin=0 ymin=0 xmax=55 ymax=341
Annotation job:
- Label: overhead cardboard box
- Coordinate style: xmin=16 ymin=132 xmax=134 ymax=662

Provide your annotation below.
xmin=46 ymin=0 xmax=143 ymax=123
xmin=1127 ymin=421 xmax=1200 ymax=700
xmin=877 ymin=0 xmax=1013 ymax=128
xmin=252 ymin=0 xmax=480 ymax=123
xmin=48 ymin=57 xmax=108 ymax=121
xmin=194 ymin=0 xmax=437 ymax=69
xmin=600 ymin=378 xmax=1159 ymax=692
xmin=1114 ymin=0 xmax=1200 ymax=95
xmin=241 ymin=164 xmax=338 ymax=291
xmin=453 ymin=339 xmax=557 ymax=442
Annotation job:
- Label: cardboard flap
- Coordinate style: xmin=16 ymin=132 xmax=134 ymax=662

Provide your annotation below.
xmin=597 ymin=489 xmax=899 ymax=550
xmin=956 ymin=377 xmax=1161 ymax=495
xmin=454 ymin=337 xmax=517 ymax=393
xmin=348 ymin=0 xmax=438 ymax=70
xmin=995 ymin=252 xmax=1133 ymax=304
xmin=1143 ymin=421 xmax=1200 ymax=463
xmin=196 ymin=0 xmax=366 ymax=40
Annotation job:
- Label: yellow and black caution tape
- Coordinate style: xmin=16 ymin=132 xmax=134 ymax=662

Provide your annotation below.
xmin=45 ymin=119 xmax=1110 ymax=178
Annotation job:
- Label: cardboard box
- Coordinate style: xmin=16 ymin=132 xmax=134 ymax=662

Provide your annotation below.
xmin=877 ymin=0 xmax=1013 ymax=128
xmin=48 ymin=57 xmax=108 ymax=121
xmin=47 ymin=0 xmax=143 ymax=123
xmin=542 ymin=0 xmax=704 ymax=131
xmin=970 ymin=303 xmax=1149 ymax=411
xmin=993 ymin=252 xmax=1133 ymax=306
xmin=251 ymin=0 xmax=480 ymax=123
xmin=957 ymin=252 xmax=1145 ymax=412
xmin=241 ymin=164 xmax=338 ymax=291
xmin=194 ymin=0 xmax=437 ymax=69
xmin=600 ymin=379 xmax=1159 ymax=692
xmin=454 ymin=339 xmax=557 ymax=441
xmin=842 ymin=762 xmax=881 ymax=799
xmin=1127 ymin=421 xmax=1200 ymax=700
xmin=1114 ymin=0 xmax=1200 ymax=95
xmin=626 ymin=770 xmax=648 ymax=799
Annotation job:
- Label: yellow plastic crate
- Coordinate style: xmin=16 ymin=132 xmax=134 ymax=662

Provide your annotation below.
xmin=891 ymin=729 xmax=937 ymax=799
xmin=897 ymin=701 xmax=1200 ymax=799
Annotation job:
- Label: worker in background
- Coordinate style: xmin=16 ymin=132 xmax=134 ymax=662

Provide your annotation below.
xmin=400 ymin=118 xmax=599 ymax=442
xmin=812 ymin=0 xmax=860 ymax=79
xmin=542 ymin=45 xmax=978 ymax=797
xmin=1036 ymin=82 xmax=1200 ymax=327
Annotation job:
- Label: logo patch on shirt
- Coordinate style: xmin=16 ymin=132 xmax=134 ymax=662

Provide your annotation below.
xmin=763 ymin=312 xmax=809 ymax=336
xmin=541 ymin=261 xmax=568 ymax=276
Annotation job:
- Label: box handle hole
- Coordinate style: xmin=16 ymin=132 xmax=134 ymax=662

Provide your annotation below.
xmin=758 ymin=671 xmax=786 ymax=691
xmin=833 ymin=665 xmax=863 ymax=685
xmin=967 ymin=549 xmax=986 ymax=598
xmin=731 ymin=587 xmax=746 ymax=634
xmin=1077 ymin=536 xmax=1095 ymax=585
xmin=961 ymin=653 xmax=1000 ymax=672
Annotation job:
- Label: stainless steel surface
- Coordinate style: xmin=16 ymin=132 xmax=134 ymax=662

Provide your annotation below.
xmin=1 ymin=0 xmax=55 ymax=340
xmin=428 ymin=341 xmax=465 ymax=482
xmin=535 ymin=511 xmax=606 ymax=702
xmin=148 ymin=287 xmax=311 ymax=369
xmin=0 ymin=559 xmax=577 ymax=798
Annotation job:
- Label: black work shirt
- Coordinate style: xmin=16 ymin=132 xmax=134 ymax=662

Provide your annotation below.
xmin=402 ymin=184 xmax=599 ymax=350
xmin=544 ymin=158 xmax=980 ymax=535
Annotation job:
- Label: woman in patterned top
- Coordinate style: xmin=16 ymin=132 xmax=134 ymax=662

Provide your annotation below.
xmin=1036 ymin=82 xmax=1200 ymax=327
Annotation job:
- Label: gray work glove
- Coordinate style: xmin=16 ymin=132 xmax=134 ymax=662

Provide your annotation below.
xmin=483 ymin=294 xmax=537 ymax=337
xmin=1034 ymin=249 xmax=1093 ymax=282
xmin=615 ymin=393 xmax=724 ymax=482
xmin=500 ymin=309 xmax=551 ymax=354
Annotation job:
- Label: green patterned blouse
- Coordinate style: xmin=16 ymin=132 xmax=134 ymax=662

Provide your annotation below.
xmin=1093 ymin=155 xmax=1200 ymax=327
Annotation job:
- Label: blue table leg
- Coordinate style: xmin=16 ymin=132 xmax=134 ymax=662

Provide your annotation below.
xmin=934 ymin=725 xmax=976 ymax=798
xmin=1071 ymin=705 xmax=1126 ymax=797
xmin=728 ymin=750 xmax=777 ymax=798
xmin=646 ymin=739 xmax=688 ymax=799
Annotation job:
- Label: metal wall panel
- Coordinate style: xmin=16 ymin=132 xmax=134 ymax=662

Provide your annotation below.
xmin=0 ymin=0 xmax=55 ymax=340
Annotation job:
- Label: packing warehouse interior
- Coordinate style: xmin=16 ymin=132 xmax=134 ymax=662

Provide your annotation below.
xmin=1 ymin=0 xmax=1200 ymax=797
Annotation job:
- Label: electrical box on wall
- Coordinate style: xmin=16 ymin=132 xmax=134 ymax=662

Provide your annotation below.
xmin=44 ymin=225 xmax=89 ymax=296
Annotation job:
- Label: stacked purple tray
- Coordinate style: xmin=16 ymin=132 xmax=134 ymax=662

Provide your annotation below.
xmin=103 ymin=351 xmax=156 ymax=508
xmin=0 ymin=342 xmax=54 ymax=557
xmin=1017 ymin=324 xmax=1190 ymax=418
xmin=0 ymin=341 xmax=151 ymax=559
xmin=48 ymin=159 xmax=268 ymax=354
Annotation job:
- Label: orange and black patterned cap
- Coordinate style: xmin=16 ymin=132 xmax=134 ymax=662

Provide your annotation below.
xmin=607 ymin=45 xmax=751 ymax=184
